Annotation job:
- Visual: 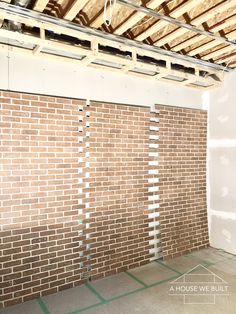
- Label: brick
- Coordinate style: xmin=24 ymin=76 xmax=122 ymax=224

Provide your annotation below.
xmin=156 ymin=104 xmax=209 ymax=260
xmin=0 ymin=93 xmax=208 ymax=309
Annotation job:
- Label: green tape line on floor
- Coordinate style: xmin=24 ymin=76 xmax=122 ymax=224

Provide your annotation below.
xmin=155 ymin=260 xmax=182 ymax=275
xmin=125 ymin=271 xmax=148 ymax=287
xmin=37 ymin=298 xmax=50 ymax=314
xmin=68 ymin=272 xmax=184 ymax=313
xmin=85 ymin=282 xmax=107 ymax=304
xmin=69 ymin=302 xmax=103 ymax=314
xmin=148 ymin=274 xmax=181 ymax=288
xmin=105 ymin=274 xmax=180 ymax=303
xmin=107 ymin=287 xmax=146 ymax=303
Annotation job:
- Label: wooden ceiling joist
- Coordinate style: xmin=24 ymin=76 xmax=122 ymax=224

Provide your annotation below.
xmin=33 ymin=0 xmax=50 ymax=12
xmin=116 ymin=0 xmax=236 ymax=60
xmin=201 ymin=30 xmax=236 ymax=61
xmin=0 ymin=2 xmax=224 ymax=89
xmin=63 ymin=0 xmax=90 ymax=21
xmin=215 ymin=52 xmax=236 ymax=64
xmin=178 ymin=18 xmax=236 ymax=57
xmin=90 ymin=0 xmax=166 ymax=32
xmin=90 ymin=0 xmax=166 ymax=33
xmin=0 ymin=2 xmax=225 ymax=73
xmin=114 ymin=0 xmax=165 ymax=35
xmin=134 ymin=0 xmax=198 ymax=41
xmin=169 ymin=0 xmax=235 ymax=51
xmin=202 ymin=45 xmax=235 ymax=61
xmin=89 ymin=1 xmax=115 ymax=28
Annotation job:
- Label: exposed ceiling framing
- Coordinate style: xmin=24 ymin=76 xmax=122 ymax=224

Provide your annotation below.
xmin=0 ymin=0 xmax=235 ymax=88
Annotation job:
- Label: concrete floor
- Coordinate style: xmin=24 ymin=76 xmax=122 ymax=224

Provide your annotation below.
xmin=1 ymin=247 xmax=236 ymax=314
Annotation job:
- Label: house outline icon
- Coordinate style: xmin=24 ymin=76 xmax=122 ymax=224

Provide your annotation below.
xmin=169 ymin=264 xmax=229 ymax=304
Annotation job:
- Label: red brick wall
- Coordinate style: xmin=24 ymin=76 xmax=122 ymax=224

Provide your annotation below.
xmin=88 ymin=103 xmax=152 ymax=280
xmin=156 ymin=104 xmax=209 ymax=259
xmin=0 ymin=91 xmax=209 ymax=308
xmin=0 ymin=91 xmax=90 ymax=308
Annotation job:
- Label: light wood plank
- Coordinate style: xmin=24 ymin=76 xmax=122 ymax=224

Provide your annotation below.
xmin=188 ymin=40 xmax=217 ymax=56
xmin=114 ymin=0 xmax=165 ymax=35
xmin=227 ymin=30 xmax=236 ymax=40
xmin=215 ymin=31 xmax=236 ymax=63
xmin=90 ymin=1 xmax=116 ymax=28
xmin=215 ymin=53 xmax=236 ymax=64
xmin=172 ymin=34 xmax=204 ymax=52
xmin=173 ymin=28 xmax=236 ymax=55
xmin=202 ymin=45 xmax=235 ymax=60
xmin=34 ymin=0 xmax=50 ymax=12
xmin=155 ymin=0 xmax=235 ymax=48
xmin=188 ymin=28 xmax=236 ymax=58
xmin=33 ymin=27 xmax=45 ymax=55
xmin=64 ymin=0 xmax=90 ymax=21
xmin=90 ymin=0 xmax=165 ymax=31
xmin=185 ymin=16 xmax=236 ymax=56
xmin=135 ymin=0 xmax=197 ymax=41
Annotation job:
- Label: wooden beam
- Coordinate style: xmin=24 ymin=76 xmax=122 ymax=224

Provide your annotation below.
xmin=0 ymin=1 xmax=226 ymax=76
xmin=201 ymin=30 xmax=236 ymax=61
xmin=227 ymin=30 xmax=236 ymax=40
xmin=64 ymin=0 xmax=90 ymax=21
xmin=0 ymin=0 xmax=10 ymax=27
xmin=33 ymin=0 xmax=50 ymax=12
xmin=215 ymin=53 xmax=236 ymax=64
xmin=122 ymin=50 xmax=137 ymax=72
xmin=135 ymin=0 xmax=197 ymax=41
xmin=153 ymin=60 xmax=171 ymax=79
xmin=114 ymin=0 xmax=165 ymax=35
xmin=229 ymin=60 xmax=236 ymax=67
xmin=0 ymin=28 xmax=88 ymax=56
xmin=0 ymin=27 xmax=218 ymax=88
xmin=90 ymin=1 xmax=116 ymax=29
xmin=180 ymin=69 xmax=199 ymax=85
xmin=33 ymin=27 xmax=45 ymax=55
xmin=81 ymin=40 xmax=98 ymax=65
xmin=50 ymin=0 xmax=64 ymax=17
xmin=158 ymin=0 xmax=235 ymax=49
xmin=0 ymin=42 xmax=190 ymax=86
xmin=187 ymin=23 xmax=236 ymax=58
xmin=90 ymin=0 xmax=165 ymax=31
xmin=202 ymin=45 xmax=235 ymax=61
xmin=166 ymin=18 xmax=236 ymax=53
xmin=187 ymin=40 xmax=217 ymax=57
xmin=180 ymin=16 xmax=236 ymax=56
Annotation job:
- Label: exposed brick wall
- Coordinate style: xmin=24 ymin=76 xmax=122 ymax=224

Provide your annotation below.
xmin=156 ymin=104 xmax=209 ymax=259
xmin=0 ymin=90 xmax=209 ymax=308
xmin=0 ymin=91 xmax=90 ymax=308
xmin=88 ymin=103 xmax=153 ymax=280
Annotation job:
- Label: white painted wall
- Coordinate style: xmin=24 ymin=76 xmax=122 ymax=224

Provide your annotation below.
xmin=208 ymin=71 xmax=236 ymax=255
xmin=0 ymin=50 xmax=204 ymax=109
